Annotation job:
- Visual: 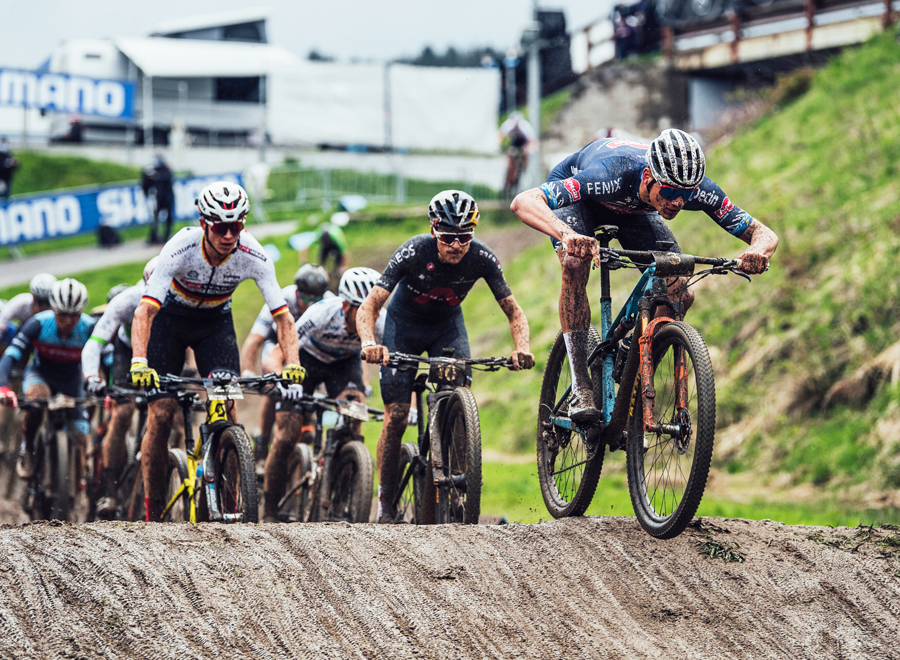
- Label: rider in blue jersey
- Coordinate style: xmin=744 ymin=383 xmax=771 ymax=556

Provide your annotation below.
xmin=511 ymin=129 xmax=778 ymax=421
xmin=0 ymin=279 xmax=94 ymax=478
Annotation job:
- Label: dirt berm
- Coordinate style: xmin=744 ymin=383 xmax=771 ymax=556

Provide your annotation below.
xmin=0 ymin=516 xmax=897 ymax=659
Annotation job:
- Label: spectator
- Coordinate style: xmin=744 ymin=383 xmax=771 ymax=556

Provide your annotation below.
xmin=142 ymin=156 xmax=175 ymax=245
xmin=0 ymin=138 xmax=20 ymax=202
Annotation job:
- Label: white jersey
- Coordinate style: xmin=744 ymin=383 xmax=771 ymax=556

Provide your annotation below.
xmin=143 ymin=226 xmax=287 ymax=317
xmin=82 ymin=283 xmax=144 ymax=379
xmin=252 ymin=287 xmax=335 ymax=338
xmin=0 ymin=293 xmax=35 ymax=331
xmin=295 ymin=296 xmax=385 ymax=364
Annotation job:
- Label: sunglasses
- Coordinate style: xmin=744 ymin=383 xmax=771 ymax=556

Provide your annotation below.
xmin=298 ymin=293 xmax=321 ymax=304
xmin=654 ymin=181 xmax=699 ymax=202
xmin=208 ymin=221 xmax=244 ymax=236
xmin=433 ymin=228 xmax=474 ymax=246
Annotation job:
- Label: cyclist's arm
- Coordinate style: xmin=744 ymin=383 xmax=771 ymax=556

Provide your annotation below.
xmin=358 ymin=285 xmax=390 ymax=346
xmin=261 ymin=344 xmax=284 ymax=375
xmin=239 ymin=332 xmax=266 ymax=375
xmin=511 ymin=188 xmax=600 ymax=266
xmin=131 ymin=300 xmax=160 ymax=361
xmin=497 ymin=295 xmax=530 ymax=353
xmin=736 ymin=219 xmax=778 ymax=274
xmin=0 ymin=316 xmax=39 ymax=387
xmin=273 ymin=311 xmax=299 ymax=365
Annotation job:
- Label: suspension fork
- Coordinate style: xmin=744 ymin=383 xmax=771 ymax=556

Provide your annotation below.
xmin=638 ymin=314 xmax=676 ymax=434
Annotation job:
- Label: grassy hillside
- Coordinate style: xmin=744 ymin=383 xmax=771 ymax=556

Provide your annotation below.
xmin=12 ymin=151 xmax=140 ymax=195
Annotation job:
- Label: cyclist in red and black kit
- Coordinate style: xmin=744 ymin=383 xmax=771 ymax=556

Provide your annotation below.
xmin=358 ymin=190 xmax=535 ymax=523
xmin=511 ymin=128 xmax=778 ymax=422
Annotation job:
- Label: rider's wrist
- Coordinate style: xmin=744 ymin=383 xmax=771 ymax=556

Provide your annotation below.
xmin=131 ymin=357 xmax=148 ymax=366
xmin=360 ymin=340 xmax=377 ymax=349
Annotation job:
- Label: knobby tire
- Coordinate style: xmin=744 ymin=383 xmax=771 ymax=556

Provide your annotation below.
xmin=397 ymin=441 xmax=423 ymax=524
xmin=536 ymin=327 xmax=605 ymax=518
xmin=281 ymin=442 xmax=314 ymax=523
xmin=327 ymin=440 xmax=373 ymax=524
xmin=436 ymin=387 xmax=482 ymax=524
xmin=215 ymin=426 xmax=259 ymax=523
xmin=626 ymin=321 xmax=715 ymax=539
xmin=165 ymin=448 xmax=190 ymax=522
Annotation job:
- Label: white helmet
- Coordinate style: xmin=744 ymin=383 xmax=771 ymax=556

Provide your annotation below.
xmin=338 ymin=267 xmax=380 ymax=306
xmin=143 ymin=256 xmax=160 ymax=284
xmin=30 ymin=273 xmax=57 ymax=303
xmin=646 ymin=128 xmax=706 ymax=189
xmin=50 ymin=278 xmax=89 ymax=315
xmin=196 ymin=181 xmax=249 ymax=223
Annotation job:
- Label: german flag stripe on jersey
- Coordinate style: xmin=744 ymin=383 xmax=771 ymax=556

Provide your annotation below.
xmin=141 ymin=296 xmax=162 ymax=309
xmin=271 ymin=304 xmax=289 ymax=318
xmin=171 ymin=279 xmax=235 ymax=306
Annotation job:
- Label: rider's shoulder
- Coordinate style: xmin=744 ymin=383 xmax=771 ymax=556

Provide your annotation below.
xmin=233 ymin=232 xmax=271 ymax=263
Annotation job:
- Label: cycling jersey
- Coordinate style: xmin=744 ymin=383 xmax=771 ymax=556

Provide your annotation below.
xmin=82 ymin=282 xmax=144 ymax=380
xmin=294 ymin=296 xmax=385 ymax=364
xmin=0 ymin=310 xmax=95 ymax=387
xmin=499 ymin=116 xmax=536 ymax=149
xmin=143 ymin=226 xmax=288 ymax=317
xmin=541 ymin=138 xmax=754 ymax=237
xmin=249 ymin=286 xmax=335 ymax=338
xmin=377 ymin=234 xmax=512 ymax=322
xmin=0 ymin=293 xmax=35 ymax=335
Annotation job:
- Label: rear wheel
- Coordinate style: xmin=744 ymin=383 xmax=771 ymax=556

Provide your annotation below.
xmin=536 ymin=328 xmax=605 ymax=518
xmin=69 ymin=432 xmax=91 ymax=523
xmin=164 ymin=448 xmax=190 ymax=522
xmin=626 ymin=321 xmax=716 ymax=539
xmin=396 ymin=441 xmax=424 ymax=524
xmin=215 ymin=426 xmax=258 ymax=523
xmin=0 ymin=404 xmax=20 ymax=499
xmin=49 ymin=429 xmax=70 ymax=522
xmin=327 ymin=440 xmax=373 ymax=523
xmin=280 ymin=442 xmax=314 ymax=522
xmin=435 ymin=387 xmax=482 ymax=524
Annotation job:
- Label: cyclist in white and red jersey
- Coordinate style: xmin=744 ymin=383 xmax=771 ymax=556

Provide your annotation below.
xmin=129 ymin=181 xmax=304 ymax=521
xmin=81 ymin=257 xmax=157 ymax=519
xmin=0 ymin=273 xmax=56 ymax=348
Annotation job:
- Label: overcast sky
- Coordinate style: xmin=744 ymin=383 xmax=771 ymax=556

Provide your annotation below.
xmin=3 ymin=0 xmax=610 ymax=70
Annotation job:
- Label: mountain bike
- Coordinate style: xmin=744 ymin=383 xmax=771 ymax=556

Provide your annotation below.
xmin=538 ymin=225 xmax=751 ymax=539
xmin=0 ymin=368 xmax=23 ymax=499
xmin=16 ymin=394 xmax=100 ymax=522
xmin=277 ymin=392 xmax=381 ymax=524
xmin=156 ymin=373 xmax=281 ymax=524
xmin=387 ymin=350 xmax=516 ymax=525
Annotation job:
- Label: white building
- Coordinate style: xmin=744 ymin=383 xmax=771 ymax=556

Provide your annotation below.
xmin=13 ymin=10 xmax=500 ymax=154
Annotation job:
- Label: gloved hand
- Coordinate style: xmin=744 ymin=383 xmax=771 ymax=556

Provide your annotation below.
xmin=241 ymin=369 xmax=257 ymax=378
xmin=277 ymin=383 xmax=304 ymax=402
xmin=282 ymin=363 xmax=306 ymax=384
xmin=130 ymin=362 xmax=160 ymax=388
xmin=510 ymin=351 xmax=535 ymax=371
xmin=85 ymin=376 xmax=106 ymax=395
xmin=407 ymin=407 xmax=418 ymax=427
xmin=0 ymin=386 xmax=17 ymax=408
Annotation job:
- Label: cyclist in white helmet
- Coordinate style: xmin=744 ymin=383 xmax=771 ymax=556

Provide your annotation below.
xmin=260 ymin=266 xmax=386 ymax=522
xmin=358 ymin=190 xmax=534 ymax=523
xmin=129 ymin=181 xmax=304 ymax=521
xmin=81 ymin=257 xmax=158 ymax=518
xmin=511 ymin=128 xmax=778 ymax=422
xmin=0 ymin=273 xmax=56 ymax=348
xmin=0 ymin=279 xmax=95 ymax=484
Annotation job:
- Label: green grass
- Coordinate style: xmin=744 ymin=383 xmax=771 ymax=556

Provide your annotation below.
xmin=12 ymin=151 xmax=141 ymax=196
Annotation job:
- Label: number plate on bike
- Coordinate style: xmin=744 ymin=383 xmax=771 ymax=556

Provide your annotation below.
xmin=429 ymin=358 xmax=467 ymax=388
xmin=336 ymin=398 xmax=369 ymax=421
xmin=47 ymin=394 xmax=78 ymax=410
xmin=203 ymin=381 xmax=243 ymax=401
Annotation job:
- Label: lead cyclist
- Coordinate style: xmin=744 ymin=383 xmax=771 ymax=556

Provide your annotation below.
xmin=129 ymin=181 xmax=304 ymax=522
xmin=511 ymin=128 xmax=778 ymax=423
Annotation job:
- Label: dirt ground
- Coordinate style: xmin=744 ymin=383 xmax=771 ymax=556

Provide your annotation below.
xmin=0 ymin=516 xmax=897 ymax=659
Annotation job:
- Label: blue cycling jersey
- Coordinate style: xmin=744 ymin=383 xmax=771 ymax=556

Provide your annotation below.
xmin=0 ymin=310 xmax=95 ymax=387
xmin=541 ymin=138 xmax=754 ymax=237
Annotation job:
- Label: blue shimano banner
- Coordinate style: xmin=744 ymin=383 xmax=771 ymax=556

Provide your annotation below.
xmin=0 ymin=69 xmax=135 ymax=119
xmin=0 ymin=173 xmax=243 ymax=247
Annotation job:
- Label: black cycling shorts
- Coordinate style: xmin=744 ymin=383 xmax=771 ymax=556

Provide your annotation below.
xmin=146 ymin=306 xmax=240 ymax=401
xmin=379 ymin=311 xmax=471 ymax=406
xmin=109 ymin=336 xmax=132 ymax=387
xmin=549 ymin=202 xmax=681 ymax=264
xmin=274 ymin=350 xmax=364 ymax=412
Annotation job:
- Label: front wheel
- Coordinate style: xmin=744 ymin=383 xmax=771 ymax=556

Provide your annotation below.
xmin=214 ymin=426 xmax=259 ymax=523
xmin=396 ymin=441 xmax=424 ymax=524
xmin=280 ymin=442 xmax=314 ymax=523
xmin=164 ymin=449 xmax=190 ymax=522
xmin=626 ymin=321 xmax=716 ymax=539
xmin=536 ymin=328 xmax=605 ymax=518
xmin=49 ymin=429 xmax=70 ymax=522
xmin=326 ymin=440 xmax=373 ymax=523
xmin=436 ymin=387 xmax=482 ymax=524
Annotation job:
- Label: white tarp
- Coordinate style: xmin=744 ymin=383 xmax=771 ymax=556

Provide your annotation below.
xmin=389 ymin=64 xmax=499 ymax=154
xmin=115 ymin=37 xmax=297 ymax=78
xmin=267 ymin=60 xmax=385 ymax=147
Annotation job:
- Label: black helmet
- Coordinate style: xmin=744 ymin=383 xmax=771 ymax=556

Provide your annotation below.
xmin=428 ymin=190 xmax=479 ymax=231
xmin=646 ymin=128 xmax=706 ymax=189
xmin=294 ymin=264 xmax=330 ymax=296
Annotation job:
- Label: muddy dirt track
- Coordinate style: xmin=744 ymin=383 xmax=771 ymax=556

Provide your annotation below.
xmin=0 ymin=517 xmax=897 ymax=659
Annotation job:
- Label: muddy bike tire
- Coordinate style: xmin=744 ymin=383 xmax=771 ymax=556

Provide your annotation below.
xmin=214 ymin=426 xmax=259 ymax=523
xmin=164 ymin=448 xmax=190 ymax=522
xmin=327 ymin=440 xmax=373 ymax=523
xmin=435 ymin=387 xmax=482 ymax=525
xmin=0 ymin=405 xmax=19 ymax=499
xmin=397 ymin=441 xmax=424 ymax=524
xmin=49 ymin=429 xmax=70 ymax=522
xmin=69 ymin=432 xmax=91 ymax=523
xmin=536 ymin=327 xmax=605 ymax=518
xmin=626 ymin=321 xmax=715 ymax=539
xmin=280 ymin=442 xmax=314 ymax=523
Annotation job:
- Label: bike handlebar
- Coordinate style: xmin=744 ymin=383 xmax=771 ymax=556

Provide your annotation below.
xmin=385 ymin=352 xmax=515 ymax=371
